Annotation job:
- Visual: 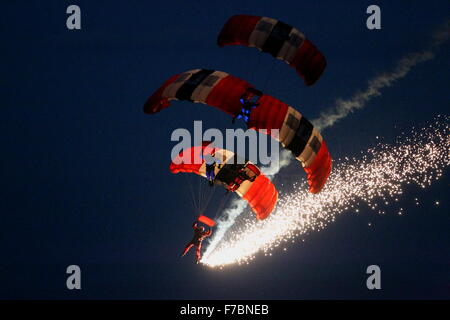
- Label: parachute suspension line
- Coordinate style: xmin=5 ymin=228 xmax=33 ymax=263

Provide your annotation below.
xmin=184 ymin=174 xmax=199 ymax=212
xmin=199 ymin=178 xmax=208 ymax=212
xmin=213 ymin=190 xmax=231 ymax=220
xmin=198 ymin=175 xmax=203 ymax=209
xmin=248 ymin=51 xmax=262 ymax=85
xmin=200 ymin=183 xmax=217 ymax=214
xmin=244 ymin=46 xmax=256 ymax=83
xmin=261 ymin=59 xmax=277 ymax=93
xmin=182 ymin=174 xmax=218 ymax=216
xmin=198 ymin=177 xmax=207 ymax=212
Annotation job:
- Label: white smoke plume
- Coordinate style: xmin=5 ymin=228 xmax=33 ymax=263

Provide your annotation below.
xmin=313 ymin=19 xmax=450 ymax=131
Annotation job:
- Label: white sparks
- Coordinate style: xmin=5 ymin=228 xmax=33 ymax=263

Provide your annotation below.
xmin=201 ymin=116 xmax=450 ymax=267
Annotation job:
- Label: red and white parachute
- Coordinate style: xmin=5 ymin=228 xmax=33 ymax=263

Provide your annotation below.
xmin=170 ymin=142 xmax=278 ymax=220
xmin=217 ymin=14 xmax=327 ymax=86
xmin=145 ymin=69 xmax=332 ymax=194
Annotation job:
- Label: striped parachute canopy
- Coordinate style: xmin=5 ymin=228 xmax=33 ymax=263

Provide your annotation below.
xmin=145 ymin=69 xmax=332 ymax=194
xmin=170 ymin=142 xmax=278 ymax=220
xmin=217 ymin=14 xmax=326 ymax=86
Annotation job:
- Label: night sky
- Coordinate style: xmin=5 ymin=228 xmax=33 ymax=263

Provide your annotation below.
xmin=1 ymin=0 xmax=449 ymax=299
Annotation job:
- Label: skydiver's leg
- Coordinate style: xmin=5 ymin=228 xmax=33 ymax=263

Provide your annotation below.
xmin=181 ymin=243 xmax=194 ymax=257
xmin=206 ymin=166 xmax=214 ymax=186
xmin=196 ymin=242 xmax=203 ymax=263
xmin=235 ymin=114 xmax=245 ymax=123
xmin=233 ymin=111 xmax=242 ymax=123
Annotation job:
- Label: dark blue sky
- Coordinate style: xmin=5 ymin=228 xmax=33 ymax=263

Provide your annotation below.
xmin=1 ymin=1 xmax=449 ymax=299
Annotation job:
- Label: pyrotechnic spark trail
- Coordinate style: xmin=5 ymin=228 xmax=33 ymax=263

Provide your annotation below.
xmin=202 ymin=116 xmax=450 ymax=267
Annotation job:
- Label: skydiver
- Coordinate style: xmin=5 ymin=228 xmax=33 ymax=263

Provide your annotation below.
xmin=232 ymin=96 xmax=260 ymax=124
xmin=181 ymin=222 xmax=213 ymax=264
xmin=201 ymin=151 xmax=221 ymax=186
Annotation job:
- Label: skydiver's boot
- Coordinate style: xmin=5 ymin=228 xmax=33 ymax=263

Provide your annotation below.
xmin=181 ymin=243 xmax=193 ymax=257
xmin=209 ymin=179 xmax=214 ymax=186
xmin=234 ymin=113 xmax=244 ymax=124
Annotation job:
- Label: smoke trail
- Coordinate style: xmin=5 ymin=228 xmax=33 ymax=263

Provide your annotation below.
xmin=204 ymin=19 xmax=449 ymax=255
xmin=313 ymin=19 xmax=450 ymax=131
xmin=261 ymin=149 xmax=293 ymax=177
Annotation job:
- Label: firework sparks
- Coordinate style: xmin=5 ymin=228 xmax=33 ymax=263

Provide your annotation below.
xmin=201 ymin=116 xmax=449 ymax=267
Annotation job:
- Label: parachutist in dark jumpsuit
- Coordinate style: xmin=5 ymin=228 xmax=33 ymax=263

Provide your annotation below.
xmin=232 ymin=98 xmax=260 ymax=124
xmin=181 ymin=222 xmax=213 ymax=263
xmin=202 ymin=153 xmax=221 ymax=186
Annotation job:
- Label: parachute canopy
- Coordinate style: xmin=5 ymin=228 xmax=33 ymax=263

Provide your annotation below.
xmin=198 ymin=214 xmax=216 ymax=227
xmin=217 ymin=14 xmax=326 ymax=86
xmin=170 ymin=142 xmax=278 ymax=220
xmin=145 ymin=69 xmax=332 ymax=194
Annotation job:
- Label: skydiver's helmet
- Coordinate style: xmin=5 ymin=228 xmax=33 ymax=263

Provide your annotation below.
xmin=202 ymin=147 xmax=215 ymax=158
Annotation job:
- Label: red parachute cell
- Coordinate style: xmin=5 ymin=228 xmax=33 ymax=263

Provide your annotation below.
xmin=145 ymin=69 xmax=332 ymax=194
xmin=217 ymin=14 xmax=326 ymax=86
xmin=170 ymin=143 xmax=278 ymax=220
